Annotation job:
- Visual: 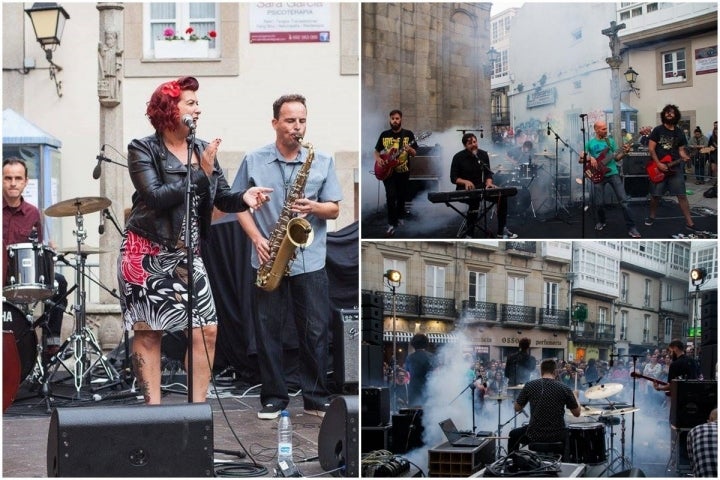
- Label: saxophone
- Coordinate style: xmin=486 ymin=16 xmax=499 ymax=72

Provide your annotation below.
xmin=255 ymin=137 xmax=315 ymax=291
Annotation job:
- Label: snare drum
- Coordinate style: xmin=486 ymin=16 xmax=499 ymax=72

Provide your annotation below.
xmin=2 ymin=301 xmax=37 ymax=380
xmin=4 ymin=243 xmax=56 ymax=303
xmin=566 ymin=423 xmax=606 ymax=465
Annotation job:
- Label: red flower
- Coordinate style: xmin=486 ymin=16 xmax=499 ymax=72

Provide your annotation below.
xmin=121 ymin=253 xmax=149 ymax=287
xmin=208 ymin=30 xmax=217 ymax=39
xmin=185 ymin=27 xmax=194 ymax=35
xmin=160 ymin=81 xmax=181 ymax=98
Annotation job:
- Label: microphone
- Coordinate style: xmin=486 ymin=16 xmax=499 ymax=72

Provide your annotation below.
xmin=54 ymin=253 xmax=71 ymax=266
xmin=93 ymin=146 xmax=106 ymax=180
xmin=98 ymin=208 xmax=106 ymax=235
xmin=28 ymin=226 xmax=39 ymax=245
xmin=547 ymin=123 xmax=551 ymax=136
xmin=579 ymin=113 xmax=588 ymax=118
xmin=182 ymin=114 xmax=196 ymax=130
xmin=609 ymin=353 xmax=614 ymax=368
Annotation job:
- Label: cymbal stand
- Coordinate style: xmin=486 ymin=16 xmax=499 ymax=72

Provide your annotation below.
xmin=42 ymin=210 xmax=120 ymax=398
xmin=598 ymin=412 xmax=632 ymax=476
xmin=497 ymin=402 xmax=524 ymax=459
xmin=449 ymin=377 xmax=479 ymax=434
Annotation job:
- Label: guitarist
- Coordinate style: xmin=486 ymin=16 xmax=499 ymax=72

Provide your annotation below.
xmin=373 ymin=109 xmax=417 ymax=236
xmin=580 ymin=120 xmax=641 ymax=238
xmin=652 ymin=340 xmax=699 ymax=397
xmin=645 ymin=104 xmax=697 ymax=232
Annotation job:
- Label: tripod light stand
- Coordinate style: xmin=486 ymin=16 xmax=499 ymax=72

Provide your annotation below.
xmin=385 ymin=269 xmax=402 ymax=413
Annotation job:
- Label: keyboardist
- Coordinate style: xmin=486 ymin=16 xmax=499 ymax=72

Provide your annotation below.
xmin=450 ymin=133 xmax=518 ymax=238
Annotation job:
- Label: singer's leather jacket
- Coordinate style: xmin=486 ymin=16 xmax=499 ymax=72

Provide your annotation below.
xmin=124 ymin=132 xmax=248 ymax=249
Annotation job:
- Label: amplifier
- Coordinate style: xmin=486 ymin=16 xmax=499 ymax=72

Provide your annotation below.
xmin=362 ymin=387 xmax=390 ymax=427
xmin=333 ymin=308 xmax=359 ymax=387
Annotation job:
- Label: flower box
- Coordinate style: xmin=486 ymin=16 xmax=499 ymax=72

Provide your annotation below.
xmin=154 ymin=39 xmax=209 ymax=59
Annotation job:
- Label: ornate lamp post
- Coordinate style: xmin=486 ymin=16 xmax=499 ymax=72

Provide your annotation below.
xmin=384 ymin=269 xmax=402 ymax=413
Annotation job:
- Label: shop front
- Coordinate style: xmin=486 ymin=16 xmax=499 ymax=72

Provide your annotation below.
xmin=464 ymin=327 xmax=567 ymax=363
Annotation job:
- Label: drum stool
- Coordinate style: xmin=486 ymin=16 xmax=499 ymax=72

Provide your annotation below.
xmin=528 ymin=441 xmax=564 ymax=457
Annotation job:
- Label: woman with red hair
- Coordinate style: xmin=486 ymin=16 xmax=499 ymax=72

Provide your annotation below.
xmin=118 ymin=76 xmax=272 ymax=404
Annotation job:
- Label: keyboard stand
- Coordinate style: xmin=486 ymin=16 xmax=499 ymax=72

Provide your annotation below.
xmin=452 ymin=202 xmax=495 ymax=238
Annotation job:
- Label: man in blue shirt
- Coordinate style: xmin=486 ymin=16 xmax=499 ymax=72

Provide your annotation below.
xmin=234 ymin=94 xmax=343 ymax=420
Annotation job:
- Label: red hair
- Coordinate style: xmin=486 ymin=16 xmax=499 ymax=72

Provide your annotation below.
xmin=146 ymin=76 xmax=199 ymax=132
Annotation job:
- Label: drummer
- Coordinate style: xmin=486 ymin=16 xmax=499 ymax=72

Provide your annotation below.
xmin=507 ymin=140 xmax=535 ymax=168
xmin=508 ymin=358 xmax=581 ymax=453
xmin=2 ymin=157 xmax=67 ymax=362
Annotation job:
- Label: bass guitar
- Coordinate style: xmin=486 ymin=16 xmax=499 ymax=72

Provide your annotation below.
xmin=583 ymin=140 xmax=632 ymax=184
xmin=374 ymin=131 xmax=432 ymax=181
xmin=646 ymin=154 xmax=686 ymax=184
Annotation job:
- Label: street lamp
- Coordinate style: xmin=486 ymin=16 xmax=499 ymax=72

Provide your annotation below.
xmin=384 ymin=269 xmax=402 ymax=412
xmin=623 ymin=66 xmax=640 ymax=97
xmin=689 ymin=268 xmax=707 ymax=364
xmin=25 ymin=3 xmax=70 ymax=97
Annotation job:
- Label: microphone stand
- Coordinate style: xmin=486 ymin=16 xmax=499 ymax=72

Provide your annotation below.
xmin=543 ymin=124 xmax=572 ymax=224
xmin=449 ymin=377 xmax=479 ymax=435
xmin=579 ymin=115 xmax=589 ymax=238
xmin=96 ymin=155 xmax=129 ymax=170
xmin=185 ymin=125 xmax=196 ymax=403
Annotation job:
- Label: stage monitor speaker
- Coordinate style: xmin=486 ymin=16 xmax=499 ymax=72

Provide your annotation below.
xmin=361 ymin=344 xmax=384 ymax=386
xmin=333 ymin=308 xmax=359 ymax=388
xmin=47 ymin=403 xmax=213 ymax=477
xmin=670 ymin=380 xmax=717 ymax=429
xmin=700 ymin=344 xmax=717 ymax=383
xmin=361 ymin=386 xmax=390 ymax=427
xmin=319 ymin=395 xmax=358 ymax=477
xmin=624 ymin=177 xmax=649 ymax=198
xmin=623 ymin=152 xmax=650 ymax=175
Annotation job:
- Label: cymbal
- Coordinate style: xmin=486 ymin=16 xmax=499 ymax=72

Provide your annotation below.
xmin=506 ymin=384 xmax=524 ymax=390
xmin=601 ymin=407 xmax=639 ymax=416
xmin=486 ymin=395 xmax=511 ymax=401
xmin=585 ymin=383 xmax=623 ymax=400
xmin=57 ymin=246 xmax=110 ymax=255
xmin=45 ymin=197 xmax=111 ymax=217
xmin=578 ymin=407 xmax=603 ymax=417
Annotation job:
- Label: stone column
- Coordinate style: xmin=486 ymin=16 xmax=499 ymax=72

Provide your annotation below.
xmin=95 ymin=2 xmax=125 ymax=349
xmin=602 ymin=21 xmax=626 ymax=145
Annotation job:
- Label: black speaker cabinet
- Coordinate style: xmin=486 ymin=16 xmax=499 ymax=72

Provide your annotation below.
xmin=362 ymin=292 xmax=382 ymax=308
xmin=670 ymin=380 xmax=717 ymax=429
xmin=391 ymin=409 xmax=424 ymax=453
xmin=361 ymin=386 xmax=390 ymax=427
xmin=319 ymin=396 xmax=359 ymax=477
xmin=700 ymin=345 xmax=717 ymax=387
xmin=624 ymin=177 xmax=649 ymax=198
xmin=361 ymin=344 xmax=384 ymax=386
xmin=47 ymin=403 xmax=213 ymax=477
xmin=333 ymin=308 xmax=359 ymax=388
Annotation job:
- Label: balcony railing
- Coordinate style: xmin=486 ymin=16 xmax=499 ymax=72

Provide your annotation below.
xmin=420 ymin=295 xmax=456 ymax=318
xmin=460 ymin=300 xmax=498 ymax=323
xmin=505 ymin=242 xmax=537 ymax=256
xmin=572 ymin=322 xmax=616 ymax=342
xmin=500 ymin=304 xmax=537 ymax=325
xmin=539 ymin=308 xmax=570 ymax=328
xmin=375 ymin=290 xmax=420 ymax=316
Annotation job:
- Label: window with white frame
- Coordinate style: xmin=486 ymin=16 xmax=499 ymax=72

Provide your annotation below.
xmin=644 ymin=279 xmax=651 ymax=307
xmin=665 ymin=282 xmax=673 ymax=302
xmin=425 ymin=264 xmax=446 ymax=298
xmin=383 ymin=258 xmax=407 ymax=294
xmin=621 ymin=273 xmax=629 ymax=302
xmin=468 ymin=271 xmax=487 ymax=304
xmin=598 ymin=307 xmax=607 ymax=333
xmin=693 ymin=247 xmax=717 ymax=282
xmin=146 ymin=3 xmax=219 ymax=58
xmin=643 ymin=314 xmax=650 ymax=343
xmin=621 ymin=311 xmax=628 ymax=339
xmin=544 ymin=281 xmax=559 ymax=313
xmin=664 ymin=317 xmax=673 ymax=343
xmin=508 ymin=276 xmax=525 ymax=306
xmin=662 ymin=48 xmax=687 ymax=84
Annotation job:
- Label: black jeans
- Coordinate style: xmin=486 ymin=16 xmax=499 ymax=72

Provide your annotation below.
xmin=466 ymin=197 xmax=509 ymax=237
xmin=383 ymin=171 xmax=410 ymax=227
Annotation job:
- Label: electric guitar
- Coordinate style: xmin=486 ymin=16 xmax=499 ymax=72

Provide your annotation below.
xmin=583 ymin=140 xmax=632 ymax=184
xmin=374 ymin=131 xmax=432 ymax=181
xmin=646 ymin=154 xmax=686 ymax=183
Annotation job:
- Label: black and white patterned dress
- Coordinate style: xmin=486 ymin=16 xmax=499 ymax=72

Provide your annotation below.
xmin=117 ymin=196 xmax=217 ymax=332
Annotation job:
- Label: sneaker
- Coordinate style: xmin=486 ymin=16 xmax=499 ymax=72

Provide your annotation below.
xmin=595 ymin=222 xmax=607 ymax=231
xmin=644 ymin=217 xmax=655 ymax=226
xmin=258 ymin=404 xmax=282 ymax=420
xmin=628 ymin=227 xmax=641 ymax=238
xmin=385 ymin=225 xmax=395 ymax=237
xmin=502 ymin=228 xmax=518 ymax=239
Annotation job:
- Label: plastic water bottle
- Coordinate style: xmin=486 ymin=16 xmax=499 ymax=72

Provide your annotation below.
xmin=277 ymin=410 xmax=293 ymax=463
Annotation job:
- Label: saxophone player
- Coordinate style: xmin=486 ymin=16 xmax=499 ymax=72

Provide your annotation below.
xmin=233 ymin=94 xmax=343 ymax=420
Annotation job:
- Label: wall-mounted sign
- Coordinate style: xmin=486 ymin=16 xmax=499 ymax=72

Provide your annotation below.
xmin=695 ymin=46 xmax=717 ymax=75
xmin=250 ymin=3 xmax=331 ymax=44
xmin=526 ymin=87 xmax=557 ymax=108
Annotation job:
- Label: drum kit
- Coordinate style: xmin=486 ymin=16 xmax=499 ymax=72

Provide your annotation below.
xmin=3 ymin=196 xmax=119 ymax=409
xmin=493 ymin=153 xmax=567 ymax=218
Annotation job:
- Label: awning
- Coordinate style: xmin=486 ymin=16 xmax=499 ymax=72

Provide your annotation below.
xmin=427 ymin=332 xmax=458 ymax=344
xmin=383 ymin=331 xmax=412 ymax=342
xmin=2 ymin=108 xmax=62 ymax=147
